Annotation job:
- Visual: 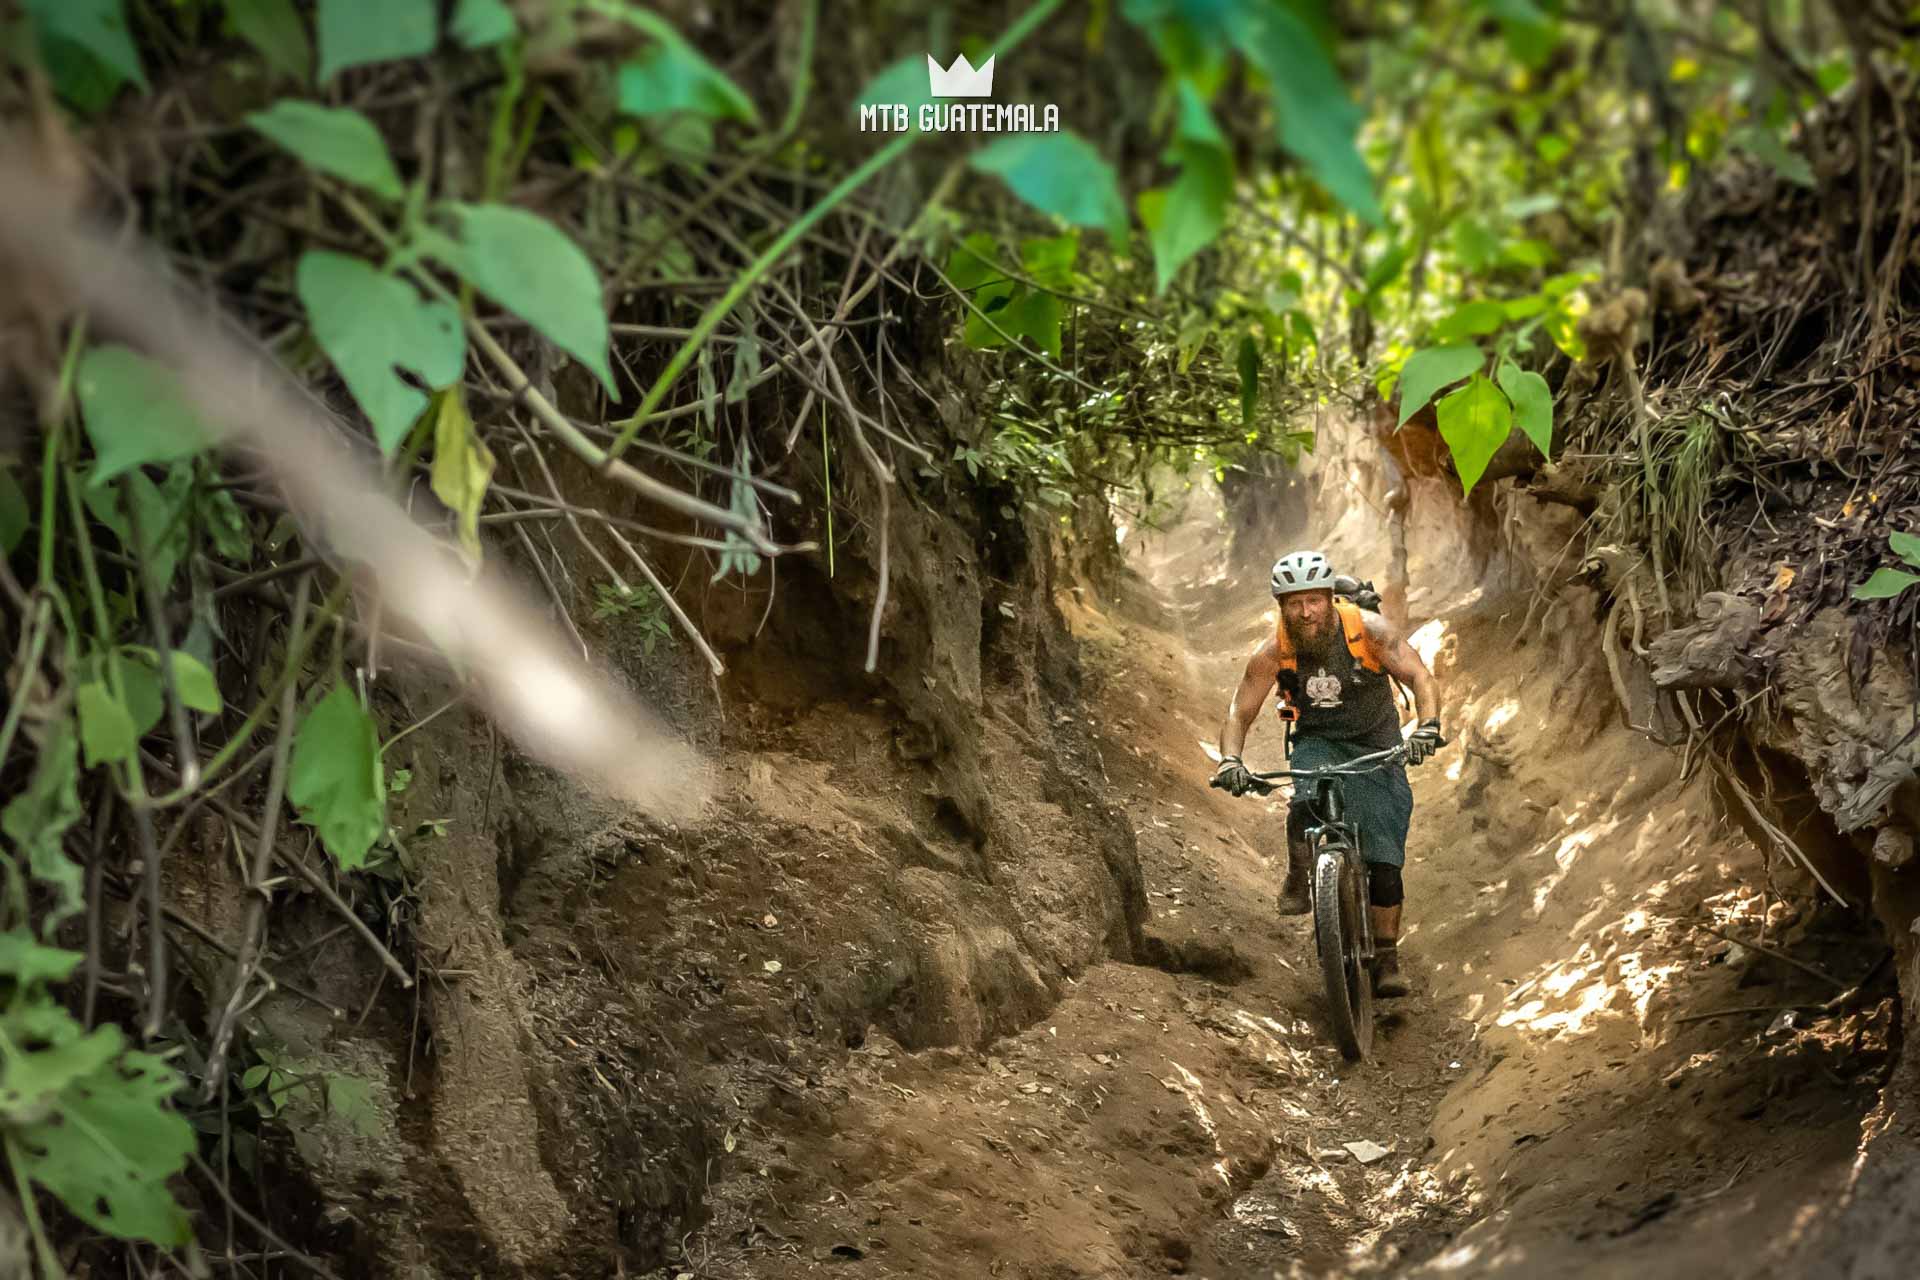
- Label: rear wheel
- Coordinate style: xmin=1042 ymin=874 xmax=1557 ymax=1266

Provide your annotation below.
xmin=1313 ymin=846 xmax=1374 ymax=1061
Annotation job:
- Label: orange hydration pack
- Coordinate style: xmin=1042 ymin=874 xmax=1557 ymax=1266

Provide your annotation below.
xmin=1272 ymin=599 xmax=1385 ymax=722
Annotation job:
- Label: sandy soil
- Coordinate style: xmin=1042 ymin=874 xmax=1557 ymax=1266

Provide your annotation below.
xmin=683 ymin=486 xmax=1891 ymax=1280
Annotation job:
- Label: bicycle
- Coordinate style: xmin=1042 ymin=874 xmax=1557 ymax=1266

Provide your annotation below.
xmin=1212 ymin=744 xmax=1407 ymax=1061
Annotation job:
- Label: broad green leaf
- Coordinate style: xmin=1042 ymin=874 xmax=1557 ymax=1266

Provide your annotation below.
xmin=1503 ymin=295 xmax=1548 ymax=321
xmin=429 ymin=391 xmax=494 ymax=563
xmin=109 ymin=651 xmax=165 ymax=739
xmin=970 ymin=132 xmax=1129 ymax=242
xmin=428 ymin=204 xmax=615 ymax=395
xmin=1227 ymin=4 xmax=1380 ymax=224
xmin=82 ymin=466 xmax=194 ymax=594
xmin=1431 ymin=301 xmax=1507 ymax=343
xmin=298 ymin=251 xmax=465 ymax=454
xmin=1734 ymin=124 xmax=1813 ymax=188
xmin=1889 ymin=532 xmax=1920 ymax=569
xmin=0 ymin=931 xmax=84 ymax=988
xmin=77 ymin=347 xmax=219 ymax=485
xmin=1020 ymin=233 xmax=1079 ymax=289
xmin=169 ymin=651 xmax=222 ymax=714
xmin=247 ymin=101 xmax=403 ymax=201
xmin=288 ymin=685 xmax=386 ymax=870
xmin=450 ymin=0 xmax=515 ymax=49
xmin=1237 ymin=333 xmax=1259 ymax=426
xmin=1435 ymin=375 xmax=1514 ymax=496
xmin=316 ymin=0 xmax=436 ymax=82
xmin=1497 ymin=360 xmax=1553 ymax=456
xmin=1451 ymin=218 xmax=1500 ymax=273
xmin=0 ymin=468 xmax=28 ymax=554
xmin=1500 ymin=238 xmax=1552 ymax=269
xmin=0 ymin=1009 xmax=121 ymax=1124
xmin=11 ymin=1043 xmax=194 ymax=1244
xmin=26 ymin=0 xmax=146 ymax=97
xmin=226 ymin=0 xmax=311 ymax=82
xmin=1396 ymin=345 xmax=1484 ymax=428
xmin=1364 ymin=241 xmax=1413 ymax=296
xmin=1544 ymin=303 xmax=1588 ymax=360
xmin=1143 ymin=132 xmax=1231 ymax=291
xmin=961 ymin=278 xmax=1020 ymax=350
xmin=1 ymin=719 xmax=84 ymax=934
xmin=857 ymin=55 xmax=932 ymax=124
xmin=617 ymin=38 xmax=758 ymax=124
xmin=946 ymin=232 xmax=1004 ymax=293
xmin=1001 ymin=289 xmax=1063 ymax=360
xmin=1854 ymin=568 xmax=1920 ymax=600
xmin=76 ymin=682 xmax=138 ymax=767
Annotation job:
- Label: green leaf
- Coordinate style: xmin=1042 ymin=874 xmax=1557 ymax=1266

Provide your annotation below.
xmin=450 ymin=0 xmax=515 ymax=49
xmin=77 ymin=347 xmax=219 ymax=486
xmin=316 ymin=0 xmax=437 ymax=82
xmin=26 ymin=0 xmax=146 ymax=96
xmin=168 ymin=651 xmax=222 ymax=714
xmin=1854 ymin=568 xmax=1920 ymax=600
xmin=1889 ymin=532 xmax=1920 ymax=569
xmin=429 ymin=391 xmax=494 ymax=564
xmin=76 ymin=682 xmax=139 ymax=768
xmin=1020 ymin=233 xmax=1079 ymax=289
xmin=1 ymin=719 xmax=84 ymax=934
xmin=10 ymin=1042 xmax=194 ymax=1244
xmin=83 ymin=467 xmax=195 ymax=594
xmin=0 ymin=931 xmax=83 ymax=989
xmin=1497 ymin=360 xmax=1553 ymax=456
xmin=1237 ymin=333 xmax=1260 ymax=426
xmin=1435 ymin=375 xmax=1514 ymax=496
xmin=288 ymin=685 xmax=386 ymax=870
xmin=1500 ymin=238 xmax=1552 ymax=269
xmin=428 ymin=204 xmax=614 ymax=395
xmin=225 ymin=0 xmax=312 ymax=82
xmin=110 ymin=651 xmax=165 ymax=739
xmin=970 ymin=132 xmax=1129 ymax=242
xmin=297 ymin=251 xmax=465 ymax=454
xmin=247 ymin=101 xmax=403 ymax=201
xmin=0 ymin=1010 xmax=121 ymax=1128
xmin=241 ymin=1064 xmax=271 ymax=1090
xmin=857 ymin=55 xmax=932 ymax=124
xmin=1451 ymin=218 xmax=1500 ymax=273
xmin=618 ymin=36 xmax=758 ymax=124
xmin=946 ymin=232 xmax=1003 ymax=293
xmin=1143 ymin=131 xmax=1231 ymax=291
xmin=1364 ymin=241 xmax=1414 ymax=296
xmin=0 ymin=467 xmax=28 ymax=555
xmin=1431 ymin=301 xmax=1508 ymax=343
xmin=1733 ymin=124 xmax=1813 ymax=188
xmin=1396 ymin=345 xmax=1484 ymax=428
xmin=1227 ymin=4 xmax=1380 ymax=225
xmin=1001 ymin=289 xmax=1063 ymax=360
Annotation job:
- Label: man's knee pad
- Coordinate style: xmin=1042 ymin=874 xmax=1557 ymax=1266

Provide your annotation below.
xmin=1368 ymin=864 xmax=1404 ymax=907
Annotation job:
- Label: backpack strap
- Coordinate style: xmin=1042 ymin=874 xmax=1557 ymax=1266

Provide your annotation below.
xmin=1335 ymin=600 xmax=1386 ymax=674
xmin=1274 ymin=599 xmax=1386 ymax=675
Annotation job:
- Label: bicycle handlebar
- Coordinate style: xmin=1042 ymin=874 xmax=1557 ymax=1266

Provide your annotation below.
xmin=1216 ymin=743 xmax=1407 ymax=796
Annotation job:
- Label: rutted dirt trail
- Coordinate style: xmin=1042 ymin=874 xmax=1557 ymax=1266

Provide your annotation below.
xmin=695 ymin=479 xmax=1891 ymax=1280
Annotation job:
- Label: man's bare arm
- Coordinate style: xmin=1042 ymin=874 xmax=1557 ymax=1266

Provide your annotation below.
xmin=1365 ymin=612 xmax=1441 ymax=724
xmin=1219 ymin=637 xmax=1281 ymax=761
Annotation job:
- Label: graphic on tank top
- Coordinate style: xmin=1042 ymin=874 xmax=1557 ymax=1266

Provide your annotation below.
xmin=1304 ymin=667 xmax=1343 ymax=708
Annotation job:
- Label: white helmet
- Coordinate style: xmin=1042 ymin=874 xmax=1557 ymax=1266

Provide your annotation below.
xmin=1271 ymin=549 xmax=1335 ymax=597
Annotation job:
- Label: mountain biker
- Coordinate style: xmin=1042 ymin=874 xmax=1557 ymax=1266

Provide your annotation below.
xmin=1210 ymin=550 xmax=1445 ymax=998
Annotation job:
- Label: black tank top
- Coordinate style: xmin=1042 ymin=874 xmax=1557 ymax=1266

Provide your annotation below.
xmin=1277 ymin=629 xmax=1402 ymax=749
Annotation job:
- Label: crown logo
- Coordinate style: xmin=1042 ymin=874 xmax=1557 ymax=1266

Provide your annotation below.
xmin=926 ymin=53 xmax=994 ymax=98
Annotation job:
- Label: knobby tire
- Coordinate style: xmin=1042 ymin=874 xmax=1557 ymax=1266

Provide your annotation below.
xmin=1313 ymin=847 xmax=1373 ymax=1061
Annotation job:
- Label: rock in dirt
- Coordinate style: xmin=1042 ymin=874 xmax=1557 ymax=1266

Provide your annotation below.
xmin=1344 ymin=1139 xmax=1392 ymax=1164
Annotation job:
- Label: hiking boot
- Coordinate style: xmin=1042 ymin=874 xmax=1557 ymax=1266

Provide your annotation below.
xmin=1373 ymin=943 xmax=1410 ymax=998
xmin=1276 ymin=842 xmax=1311 ymax=916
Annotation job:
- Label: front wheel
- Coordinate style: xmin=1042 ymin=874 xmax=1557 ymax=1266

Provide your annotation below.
xmin=1313 ymin=846 xmax=1374 ymax=1061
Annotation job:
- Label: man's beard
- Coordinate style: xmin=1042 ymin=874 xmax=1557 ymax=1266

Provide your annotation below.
xmin=1284 ymin=614 xmax=1339 ymax=663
